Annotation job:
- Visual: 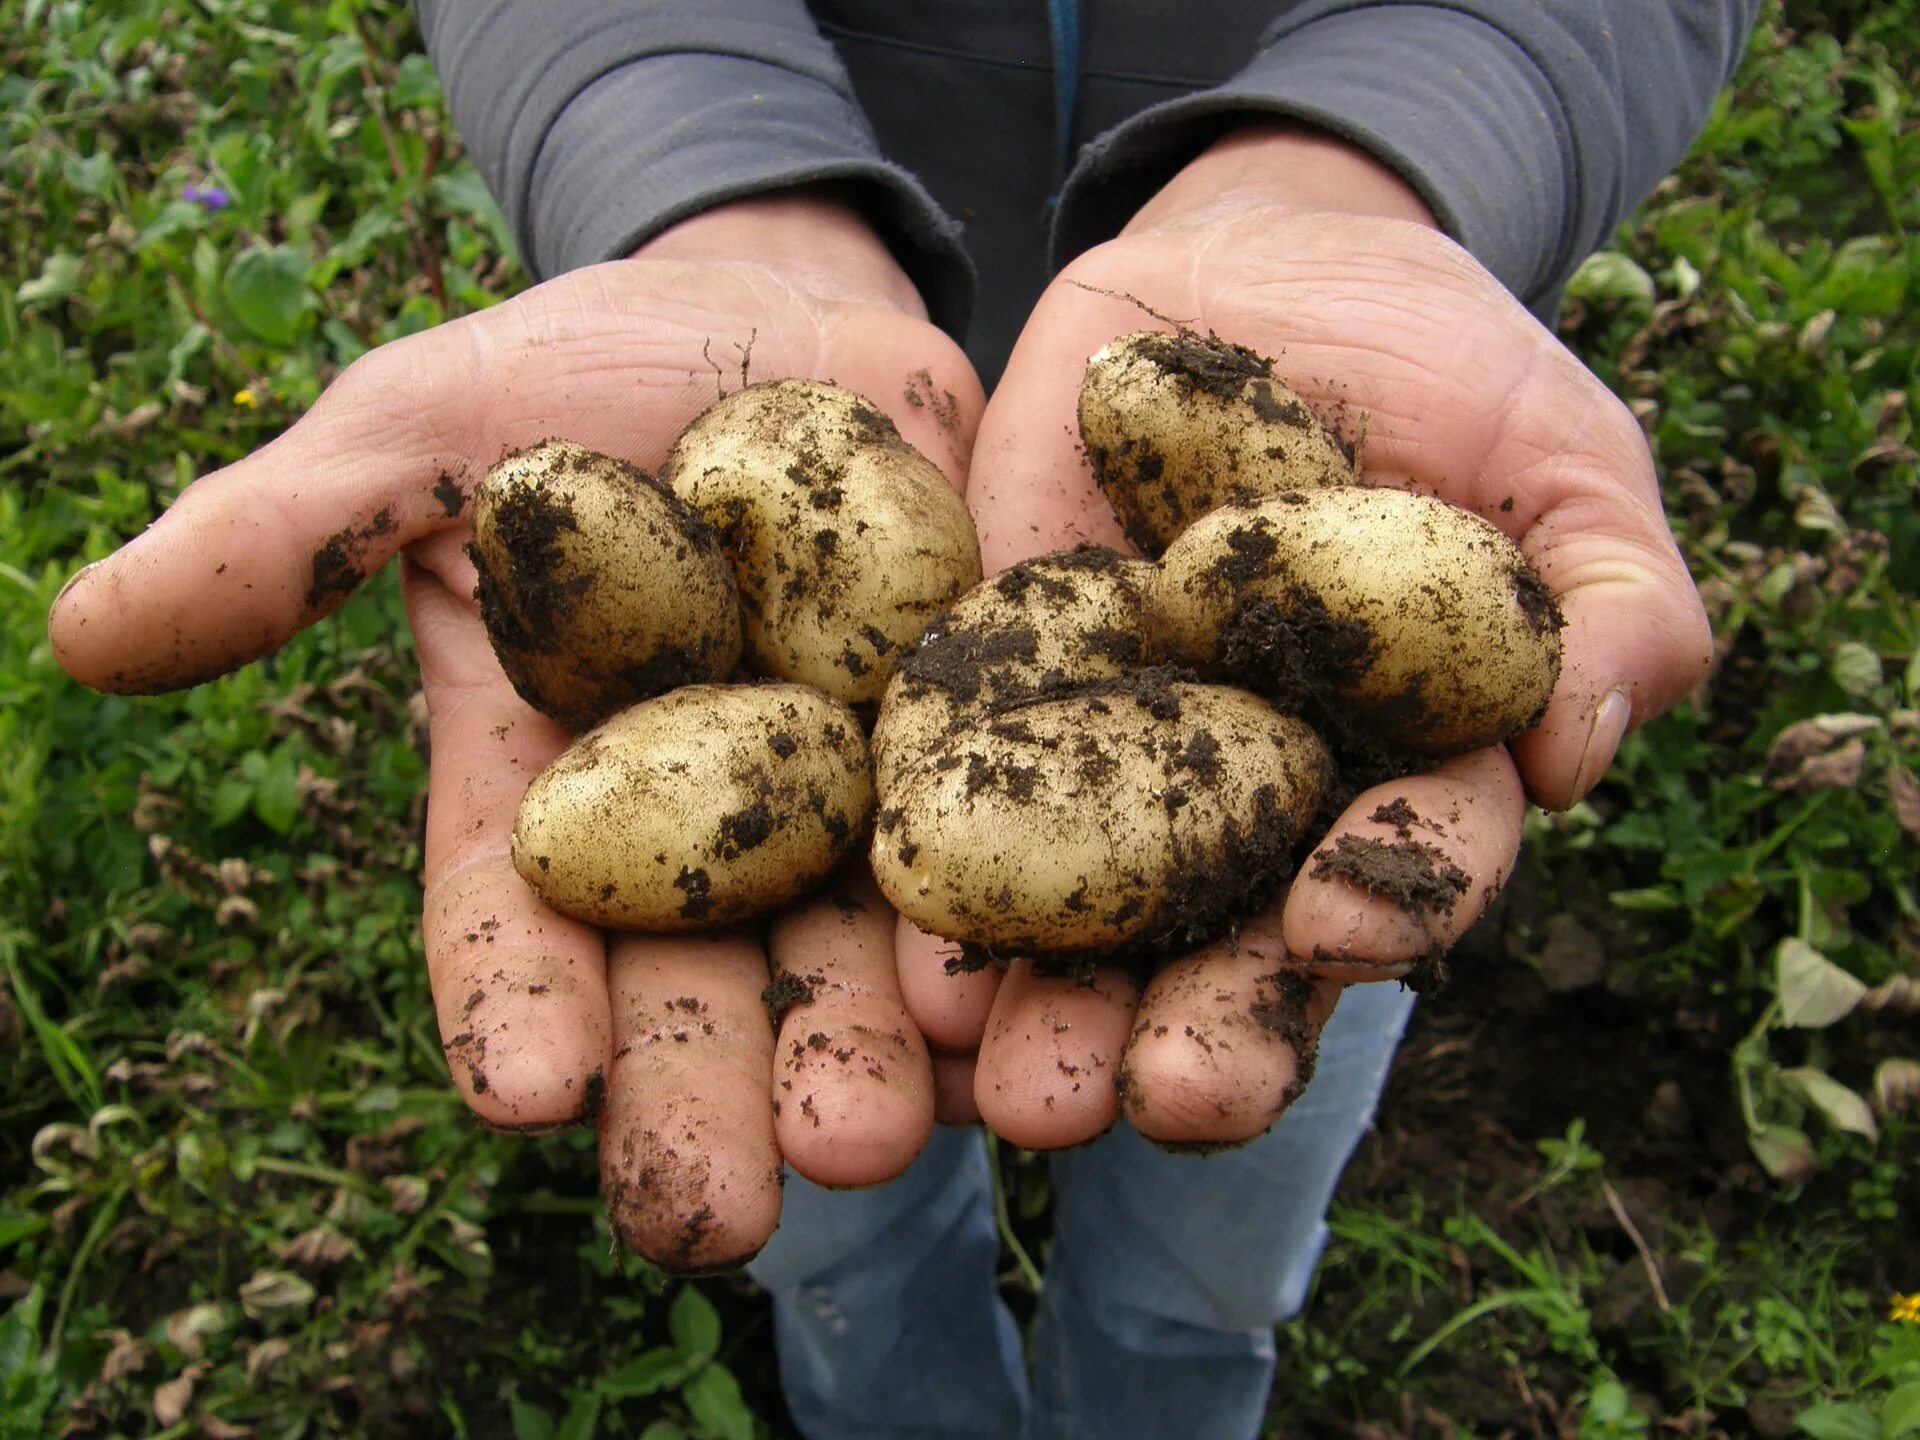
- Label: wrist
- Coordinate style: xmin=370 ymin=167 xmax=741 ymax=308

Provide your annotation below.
xmin=630 ymin=188 xmax=928 ymax=320
xmin=1126 ymin=122 xmax=1438 ymax=236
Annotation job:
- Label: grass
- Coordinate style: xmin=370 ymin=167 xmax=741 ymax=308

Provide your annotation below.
xmin=1 ymin=1 xmax=1915 ymax=1437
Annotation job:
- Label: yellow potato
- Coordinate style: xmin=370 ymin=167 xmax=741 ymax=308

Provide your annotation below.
xmin=513 ymin=684 xmax=871 ymax=930
xmin=470 ymin=441 xmax=741 ymax=731
xmin=1153 ymin=490 xmax=1563 ymax=754
xmin=871 ymin=547 xmax=1155 ymax=797
xmin=661 ymin=380 xmax=981 ymax=707
xmin=1079 ymin=329 xmax=1353 ymax=555
xmin=871 ymin=679 xmax=1331 ymax=959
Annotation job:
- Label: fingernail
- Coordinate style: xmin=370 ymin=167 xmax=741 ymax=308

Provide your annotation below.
xmin=52 ymin=560 xmax=99 ymax=611
xmin=1570 ymin=688 xmax=1633 ymax=802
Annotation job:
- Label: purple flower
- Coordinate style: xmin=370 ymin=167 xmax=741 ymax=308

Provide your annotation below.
xmin=183 ymin=184 xmax=230 ymax=211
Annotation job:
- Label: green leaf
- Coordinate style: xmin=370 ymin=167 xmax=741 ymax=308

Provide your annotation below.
xmin=211 ymin=774 xmax=254 ymax=827
xmin=0 ymin=1285 xmax=45 ymax=1378
xmin=1795 ymin=1401 xmax=1881 ymax=1440
xmin=392 ymin=52 xmax=441 ymax=108
xmin=1776 ymin=939 xmax=1867 ymax=1027
xmin=1610 ymin=886 xmax=1683 ymax=912
xmin=669 ymin=1286 xmax=721 ymax=1363
xmin=224 ymin=243 xmax=310 ymax=346
xmin=1778 ymin=1068 xmax=1878 ymax=1139
xmin=1885 ymin=1383 xmax=1920 ymax=1439
xmin=432 ymin=166 xmax=518 ymax=266
xmin=597 ymin=1348 xmax=695 ymax=1400
xmin=252 ymin=747 xmax=300 ymax=835
xmin=16 ymin=252 xmax=83 ymax=305
xmin=137 ymin=199 xmax=207 ymax=252
xmin=510 ymin=1398 xmax=556 ymax=1440
xmin=637 ymin=1424 xmax=691 ymax=1440
xmin=0 ymin=1211 xmax=48 ymax=1254
xmin=164 ymin=322 xmax=211 ymax=387
xmin=681 ymin=1363 xmax=754 ymax=1440
xmin=1831 ymin=643 xmax=1885 ymax=697
xmin=556 ymin=1390 xmax=604 ymax=1440
xmin=1566 ymin=251 xmax=1656 ymax=305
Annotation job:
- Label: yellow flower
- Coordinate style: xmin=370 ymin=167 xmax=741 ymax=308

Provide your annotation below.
xmin=233 ymin=388 xmax=258 ymax=408
xmin=1892 ymin=1293 xmax=1920 ymax=1324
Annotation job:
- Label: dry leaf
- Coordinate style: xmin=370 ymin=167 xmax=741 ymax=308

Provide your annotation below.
xmin=1764 ymin=713 xmax=1881 ymax=779
xmin=245 ymin=1338 xmax=291 ymax=1388
xmin=1772 ymin=735 xmax=1868 ymax=793
xmin=95 ymin=1329 xmax=153 ymax=1384
xmin=1890 ymin=765 xmax=1920 ymax=839
xmin=162 ymin=1302 xmax=228 ymax=1358
xmin=151 ymin=1361 xmax=210 ymax=1426
xmin=1874 ymin=1058 xmax=1920 ymax=1116
xmin=276 ymin=1226 xmax=353 ymax=1271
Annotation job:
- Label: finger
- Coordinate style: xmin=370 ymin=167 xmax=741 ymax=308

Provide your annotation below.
xmin=895 ymin=914 xmax=1003 ymax=1052
xmin=1283 ymin=747 xmax=1526 ymax=981
xmin=408 ymin=565 xmax=612 ymax=1129
xmin=601 ymin=927 xmax=783 ymax=1272
xmin=49 ymin=262 xmax=982 ymax=693
xmin=931 ymin=1049 xmax=983 ymax=1127
xmin=1118 ymin=947 xmax=1343 ymax=1147
xmin=973 ymin=960 xmax=1138 ymax=1150
xmin=766 ymin=872 xmax=934 ymax=1188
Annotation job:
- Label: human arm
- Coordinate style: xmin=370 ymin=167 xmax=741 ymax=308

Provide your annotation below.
xmin=49 ymin=189 xmax=984 ymax=1267
xmin=908 ymin=0 xmax=1760 ymax=1145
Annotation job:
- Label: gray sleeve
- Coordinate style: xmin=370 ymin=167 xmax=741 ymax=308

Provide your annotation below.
xmin=1052 ymin=1 xmax=1762 ymax=312
xmin=414 ymin=0 xmax=973 ymax=331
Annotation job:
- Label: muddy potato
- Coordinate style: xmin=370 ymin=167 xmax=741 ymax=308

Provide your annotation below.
xmin=872 ymin=678 xmax=1332 ymax=960
xmin=660 ymin=379 xmax=981 ymax=707
xmin=513 ymin=684 xmax=872 ymax=931
xmin=1079 ymin=329 xmax=1353 ymax=556
xmin=470 ymin=441 xmax=742 ymax=731
xmin=871 ymin=546 xmax=1155 ymax=796
xmin=1153 ymin=490 xmax=1563 ymax=755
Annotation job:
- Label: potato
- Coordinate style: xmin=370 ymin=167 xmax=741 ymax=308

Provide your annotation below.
xmin=1153 ymin=490 xmax=1563 ymax=755
xmin=1079 ymin=329 xmax=1353 ymax=556
xmin=871 ymin=677 xmax=1331 ymax=960
xmin=660 ymin=380 xmax=981 ymax=707
xmin=470 ymin=441 xmax=741 ymax=731
xmin=513 ymin=684 xmax=872 ymax=931
xmin=871 ymin=546 xmax=1154 ymax=796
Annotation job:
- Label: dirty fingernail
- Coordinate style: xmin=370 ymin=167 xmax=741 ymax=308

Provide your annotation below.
xmin=1570 ymin=689 xmax=1633 ymax=803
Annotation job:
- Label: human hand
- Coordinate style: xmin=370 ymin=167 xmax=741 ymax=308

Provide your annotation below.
xmin=901 ymin=125 xmax=1712 ymax=1150
xmin=49 ymin=193 xmax=984 ymax=1269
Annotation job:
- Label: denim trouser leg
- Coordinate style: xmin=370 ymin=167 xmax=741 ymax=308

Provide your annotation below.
xmin=747 ymin=981 xmax=1415 ymax=1440
xmin=1026 ymin=982 xmax=1416 ymax=1440
xmin=746 ymin=1124 xmax=1031 ymax=1439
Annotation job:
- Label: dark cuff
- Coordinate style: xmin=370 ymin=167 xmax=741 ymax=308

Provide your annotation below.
xmin=533 ymin=56 xmax=973 ymax=336
xmin=1050 ymin=7 xmax=1573 ymax=308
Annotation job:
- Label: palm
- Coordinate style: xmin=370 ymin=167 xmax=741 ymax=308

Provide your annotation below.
xmin=52 ymin=257 xmax=984 ymax=1268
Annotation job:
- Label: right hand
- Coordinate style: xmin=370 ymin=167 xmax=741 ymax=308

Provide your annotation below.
xmin=49 ymin=194 xmax=985 ymax=1271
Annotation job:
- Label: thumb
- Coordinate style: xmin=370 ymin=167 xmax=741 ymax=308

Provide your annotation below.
xmin=49 ymin=322 xmax=476 ymax=693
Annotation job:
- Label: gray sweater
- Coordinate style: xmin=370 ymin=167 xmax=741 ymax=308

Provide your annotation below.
xmin=415 ymin=1 xmax=1759 ymax=381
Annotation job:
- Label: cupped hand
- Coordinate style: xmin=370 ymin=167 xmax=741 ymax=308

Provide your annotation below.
xmin=49 ymin=194 xmax=985 ymax=1270
xmin=906 ymin=125 xmax=1712 ymax=1151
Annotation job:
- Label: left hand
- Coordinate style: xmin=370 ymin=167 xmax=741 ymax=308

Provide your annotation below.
xmin=902 ymin=124 xmax=1713 ymax=1150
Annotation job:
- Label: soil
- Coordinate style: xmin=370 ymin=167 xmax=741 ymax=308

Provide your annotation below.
xmin=1263 ymin=865 xmax=1890 ymax=1438
xmin=307 ymin=506 xmax=394 ymax=612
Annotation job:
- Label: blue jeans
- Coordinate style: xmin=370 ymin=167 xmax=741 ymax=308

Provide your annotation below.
xmin=747 ymin=982 xmax=1415 ymax=1440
